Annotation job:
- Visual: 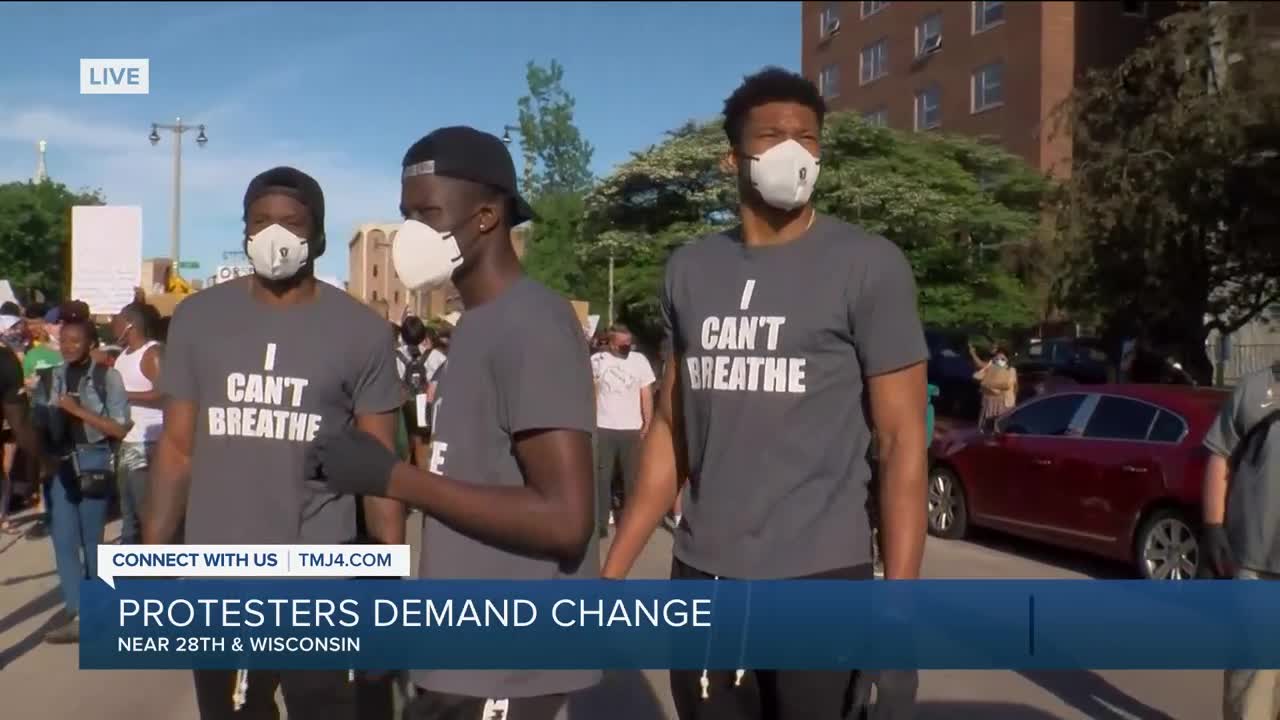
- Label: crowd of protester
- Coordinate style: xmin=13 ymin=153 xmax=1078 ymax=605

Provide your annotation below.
xmin=0 ymin=295 xmax=164 ymax=643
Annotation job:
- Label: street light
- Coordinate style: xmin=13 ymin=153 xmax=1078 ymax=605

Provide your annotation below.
xmin=501 ymin=124 xmax=520 ymax=145
xmin=148 ymin=117 xmax=209 ymax=265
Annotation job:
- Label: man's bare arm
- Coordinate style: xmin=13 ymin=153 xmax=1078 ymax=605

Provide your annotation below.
xmin=357 ymin=411 xmax=405 ymax=544
xmin=3 ymin=400 xmax=40 ymax=458
xmin=1203 ymin=454 xmax=1229 ymax=525
xmin=384 ymin=428 xmax=594 ymax=564
xmin=869 ymin=362 xmax=928 ymax=580
xmin=602 ymin=357 xmax=683 ymax=579
xmin=142 ymin=398 xmax=196 ymax=544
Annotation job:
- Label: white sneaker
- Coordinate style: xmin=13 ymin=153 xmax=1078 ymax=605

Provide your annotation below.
xmin=608 ymin=511 xmax=615 ymax=526
xmin=673 ymin=513 xmax=682 ymax=527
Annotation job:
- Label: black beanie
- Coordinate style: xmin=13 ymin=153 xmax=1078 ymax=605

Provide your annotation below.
xmin=243 ymin=166 xmax=327 ymax=258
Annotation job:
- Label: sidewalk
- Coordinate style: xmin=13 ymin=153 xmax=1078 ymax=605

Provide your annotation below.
xmin=0 ymin=512 xmax=199 ymax=716
xmin=0 ymin=511 xmax=676 ymax=719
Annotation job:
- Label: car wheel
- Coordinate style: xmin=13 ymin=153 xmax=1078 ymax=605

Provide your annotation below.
xmin=927 ymin=466 xmax=968 ymax=540
xmin=1135 ymin=508 xmax=1200 ymax=580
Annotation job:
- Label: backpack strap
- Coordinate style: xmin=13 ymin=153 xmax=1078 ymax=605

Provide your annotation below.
xmin=91 ymin=363 xmax=110 ymax=407
xmin=89 ymin=364 xmax=122 ymax=451
xmin=396 ymin=347 xmax=419 ymax=378
xmin=1230 ymin=408 xmax=1280 ymax=472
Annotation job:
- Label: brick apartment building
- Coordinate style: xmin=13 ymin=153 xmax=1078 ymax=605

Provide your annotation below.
xmin=347 ymin=222 xmax=530 ymax=321
xmin=800 ymin=1 xmax=1184 ymax=176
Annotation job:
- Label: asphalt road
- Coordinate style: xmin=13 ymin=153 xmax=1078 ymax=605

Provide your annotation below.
xmin=0 ymin=514 xmax=1220 ymax=719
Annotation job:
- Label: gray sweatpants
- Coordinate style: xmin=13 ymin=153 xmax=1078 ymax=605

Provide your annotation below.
xmin=595 ymin=428 xmax=640 ymax=535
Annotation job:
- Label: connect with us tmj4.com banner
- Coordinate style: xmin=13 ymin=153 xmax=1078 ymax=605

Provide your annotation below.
xmin=83 ymin=544 xmax=1280 ymax=671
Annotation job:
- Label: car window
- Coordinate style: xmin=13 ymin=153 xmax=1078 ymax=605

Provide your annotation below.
xmin=1001 ymin=394 xmax=1086 ymax=436
xmin=1148 ymin=410 xmax=1187 ymax=443
xmin=1083 ymin=396 xmax=1158 ymax=441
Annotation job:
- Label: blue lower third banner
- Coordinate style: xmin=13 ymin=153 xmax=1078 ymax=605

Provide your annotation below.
xmin=80 ymin=579 xmax=1279 ymax=670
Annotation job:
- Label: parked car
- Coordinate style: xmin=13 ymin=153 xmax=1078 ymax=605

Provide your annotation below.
xmin=928 ymin=384 xmax=1228 ymax=580
xmin=1014 ymin=337 xmax=1115 ymax=395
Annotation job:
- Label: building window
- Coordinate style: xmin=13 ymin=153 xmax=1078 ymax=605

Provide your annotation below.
xmin=372 ymin=264 xmax=379 ymax=278
xmin=372 ymin=290 xmax=379 ymax=301
xmin=394 ymin=291 xmax=400 ymax=303
xmin=972 ymin=62 xmax=1004 ymax=112
xmin=1121 ymin=1 xmax=1148 ymax=16
xmin=819 ymin=64 xmax=840 ymax=99
xmin=973 ymin=1 xmax=1005 ymax=33
xmin=861 ymin=1 xmax=888 ymax=19
xmin=819 ymin=3 xmax=841 ymax=38
xmin=914 ymin=86 xmax=941 ymax=130
xmin=916 ymin=13 xmax=942 ymax=56
xmin=860 ymin=38 xmax=889 ymax=84
xmin=864 ymin=108 xmax=888 ymax=127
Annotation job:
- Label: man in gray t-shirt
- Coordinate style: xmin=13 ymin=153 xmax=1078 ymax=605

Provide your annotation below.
xmin=602 ymin=68 xmax=929 ymax=720
xmin=312 ymin=127 xmax=598 ymax=720
xmin=145 ymin=167 xmax=405 ymax=720
xmin=1202 ymin=366 xmax=1280 ymax=720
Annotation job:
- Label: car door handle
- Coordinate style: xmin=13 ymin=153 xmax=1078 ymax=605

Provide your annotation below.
xmin=1033 ymin=458 xmax=1053 ymax=466
xmin=1122 ymin=465 xmax=1148 ymax=473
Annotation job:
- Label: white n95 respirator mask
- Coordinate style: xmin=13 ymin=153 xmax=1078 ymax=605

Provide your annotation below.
xmin=748 ymin=139 xmax=821 ymax=211
xmin=246 ymin=224 xmax=310 ymax=280
xmin=392 ymin=219 xmax=463 ymax=291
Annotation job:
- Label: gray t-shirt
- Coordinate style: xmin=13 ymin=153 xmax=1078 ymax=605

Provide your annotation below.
xmin=160 ymin=277 xmax=403 ymax=545
xmin=413 ymin=276 xmax=600 ymax=699
xmin=663 ymin=214 xmax=928 ymax=579
xmin=1204 ymin=368 xmax=1280 ymax=573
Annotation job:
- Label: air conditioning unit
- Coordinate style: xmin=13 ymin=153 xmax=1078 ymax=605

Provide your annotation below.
xmin=922 ymin=34 xmax=942 ymax=54
xmin=825 ymin=18 xmax=842 ymax=37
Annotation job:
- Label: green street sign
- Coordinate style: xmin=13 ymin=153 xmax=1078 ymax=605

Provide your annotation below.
xmin=178 ymin=261 xmax=200 ymax=269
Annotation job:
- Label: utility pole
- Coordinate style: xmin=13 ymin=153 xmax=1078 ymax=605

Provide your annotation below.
xmin=149 ymin=118 xmax=208 ymax=264
xmin=607 ymin=251 xmax=615 ymax=328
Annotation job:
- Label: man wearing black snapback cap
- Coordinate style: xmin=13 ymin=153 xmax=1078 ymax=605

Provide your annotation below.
xmin=309 ymin=127 xmax=599 ymax=719
xmin=145 ymin=167 xmax=406 ymax=719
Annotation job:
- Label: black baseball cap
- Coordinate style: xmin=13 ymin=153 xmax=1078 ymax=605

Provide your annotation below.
xmin=243 ymin=166 xmax=327 ymax=257
xmin=401 ymin=126 xmax=536 ymax=224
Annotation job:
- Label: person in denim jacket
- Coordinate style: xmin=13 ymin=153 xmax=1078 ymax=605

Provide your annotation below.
xmin=31 ymin=315 xmax=131 ymax=644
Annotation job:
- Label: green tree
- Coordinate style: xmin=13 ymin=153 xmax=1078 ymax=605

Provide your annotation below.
xmin=0 ymin=180 xmax=105 ymax=301
xmin=514 ymin=59 xmax=601 ymax=303
xmin=1052 ymin=4 xmax=1280 ymax=384
xmin=516 ymin=59 xmax=595 ymax=197
xmin=585 ymin=114 xmax=1047 ymax=343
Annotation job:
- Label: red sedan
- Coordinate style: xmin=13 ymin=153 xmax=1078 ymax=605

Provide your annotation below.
xmin=928 ymin=384 xmax=1228 ymax=580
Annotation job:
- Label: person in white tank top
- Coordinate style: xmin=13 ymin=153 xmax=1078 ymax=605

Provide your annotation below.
xmin=110 ymin=304 xmax=164 ymax=544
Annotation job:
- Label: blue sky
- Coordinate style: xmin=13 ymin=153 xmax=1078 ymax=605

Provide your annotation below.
xmin=0 ymin=1 xmax=799 ymax=282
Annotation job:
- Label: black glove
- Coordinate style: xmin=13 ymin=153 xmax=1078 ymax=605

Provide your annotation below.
xmin=1202 ymin=523 xmax=1236 ymax=579
xmin=306 ymin=426 xmax=400 ymax=499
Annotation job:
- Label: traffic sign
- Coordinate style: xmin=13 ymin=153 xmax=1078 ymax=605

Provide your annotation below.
xmin=178 ymin=261 xmax=200 ymax=269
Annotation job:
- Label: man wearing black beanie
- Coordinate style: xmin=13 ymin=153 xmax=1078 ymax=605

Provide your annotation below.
xmin=144 ymin=167 xmax=406 ymax=719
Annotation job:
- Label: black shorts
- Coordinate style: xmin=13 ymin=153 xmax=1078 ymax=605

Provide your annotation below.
xmin=192 ymin=669 xmax=393 ymax=720
xmin=669 ymin=557 xmax=872 ymax=720
xmin=405 ymin=687 xmax=566 ymax=720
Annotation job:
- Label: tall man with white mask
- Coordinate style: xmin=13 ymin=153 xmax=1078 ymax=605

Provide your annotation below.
xmin=109 ymin=301 xmax=163 ymax=545
xmin=307 ymin=127 xmax=599 ymax=719
xmin=602 ymin=68 xmax=930 ymax=720
xmin=144 ymin=167 xmax=405 ymax=720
